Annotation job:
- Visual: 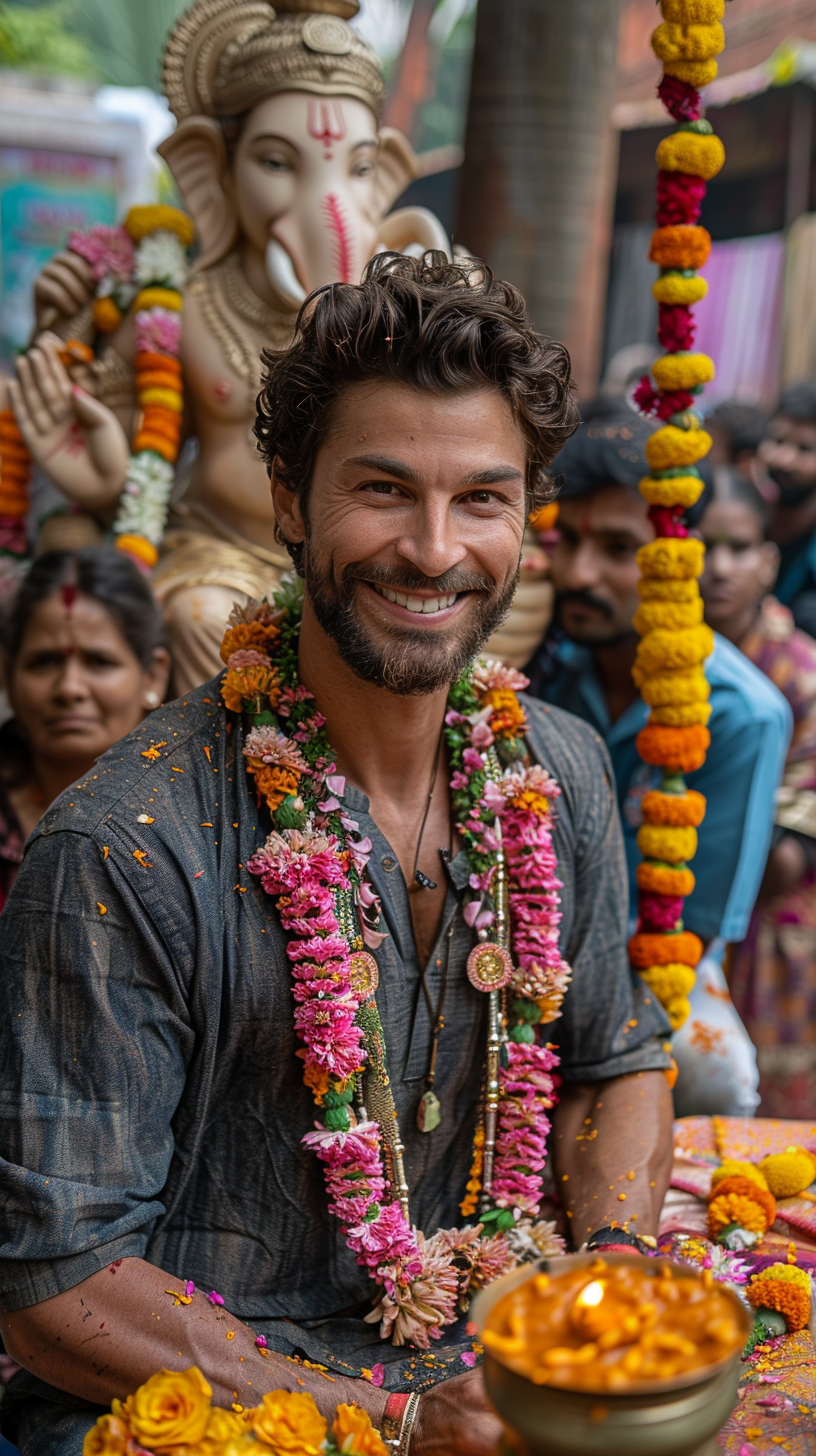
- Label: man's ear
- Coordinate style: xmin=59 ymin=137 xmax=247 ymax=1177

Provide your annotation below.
xmin=271 ymin=460 xmax=306 ymax=546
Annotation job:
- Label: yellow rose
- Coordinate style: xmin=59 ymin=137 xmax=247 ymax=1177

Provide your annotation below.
xmin=332 ymin=1404 xmax=389 ymax=1456
xmin=250 ymin=1390 xmax=327 ymax=1454
xmin=83 ymin=1414 xmax=132 ymax=1456
xmin=128 ymin=1368 xmax=212 ymax=1450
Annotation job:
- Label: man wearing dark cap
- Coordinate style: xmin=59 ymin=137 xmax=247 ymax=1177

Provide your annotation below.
xmin=528 ymin=413 xmax=792 ymax=1117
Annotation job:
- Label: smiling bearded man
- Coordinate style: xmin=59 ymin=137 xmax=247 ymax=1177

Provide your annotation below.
xmin=0 ymin=254 xmax=674 ymax=1456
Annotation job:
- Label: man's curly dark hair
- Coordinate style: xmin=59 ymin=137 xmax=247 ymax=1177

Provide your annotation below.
xmin=254 ymin=251 xmax=579 ymax=569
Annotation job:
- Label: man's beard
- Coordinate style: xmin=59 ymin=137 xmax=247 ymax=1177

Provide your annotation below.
xmin=303 ymin=545 xmax=520 ymax=696
xmin=555 ymin=589 xmax=635 ymax=649
xmin=768 ymin=466 xmax=816 ymax=506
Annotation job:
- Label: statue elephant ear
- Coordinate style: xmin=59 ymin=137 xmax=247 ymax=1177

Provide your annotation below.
xmin=374 ymin=127 xmax=420 ymax=218
xmin=157 ymin=117 xmax=239 ymax=269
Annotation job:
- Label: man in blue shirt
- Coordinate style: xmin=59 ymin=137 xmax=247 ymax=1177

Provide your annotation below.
xmin=761 ymin=382 xmax=816 ymax=639
xmin=528 ymin=413 xmax=792 ymax=1116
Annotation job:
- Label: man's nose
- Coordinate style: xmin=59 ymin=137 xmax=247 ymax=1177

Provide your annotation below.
xmin=53 ymin=655 xmax=89 ymax=702
xmin=555 ymin=540 xmax=601 ymax=591
xmin=394 ymin=499 xmax=469 ymax=580
xmin=707 ymin=543 xmax=733 ymax=577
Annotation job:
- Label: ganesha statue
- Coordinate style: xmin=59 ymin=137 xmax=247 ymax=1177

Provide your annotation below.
xmin=15 ymin=0 xmax=449 ymax=691
xmin=13 ymin=0 xmax=553 ymax=689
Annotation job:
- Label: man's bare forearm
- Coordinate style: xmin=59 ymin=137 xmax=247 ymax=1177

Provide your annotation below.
xmin=552 ymin=1070 xmax=674 ymax=1246
xmin=0 ymin=1257 xmax=387 ymax=1426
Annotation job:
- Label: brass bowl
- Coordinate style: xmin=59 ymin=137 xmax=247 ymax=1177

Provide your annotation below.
xmin=471 ymin=1253 xmax=751 ymax=1456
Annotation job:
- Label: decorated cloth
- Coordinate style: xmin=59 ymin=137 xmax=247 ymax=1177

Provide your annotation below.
xmin=0 ymin=680 xmax=670 ymax=1454
xmin=0 ymin=780 xmax=24 ymax=915
xmin=728 ymin=598 xmax=816 ymax=1118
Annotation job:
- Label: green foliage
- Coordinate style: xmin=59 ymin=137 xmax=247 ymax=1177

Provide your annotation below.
xmin=72 ymin=0 xmax=189 ymax=89
xmin=0 ymin=1 xmax=97 ymax=76
xmin=414 ymin=6 xmax=476 ymax=152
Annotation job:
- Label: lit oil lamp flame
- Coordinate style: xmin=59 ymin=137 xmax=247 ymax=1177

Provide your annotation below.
xmin=576 ymin=1280 xmax=605 ymax=1311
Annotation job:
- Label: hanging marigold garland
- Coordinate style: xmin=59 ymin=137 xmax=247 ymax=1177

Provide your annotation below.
xmin=629 ymin=0 xmax=727 ymax=1038
xmin=0 ymin=410 xmax=31 ymax=559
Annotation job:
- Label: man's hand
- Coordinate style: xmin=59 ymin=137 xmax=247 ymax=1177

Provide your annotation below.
xmin=413 ymin=1368 xmax=502 ymax=1456
xmin=9 ymin=333 xmax=129 ymax=511
xmin=34 ymin=249 xmax=96 ymax=332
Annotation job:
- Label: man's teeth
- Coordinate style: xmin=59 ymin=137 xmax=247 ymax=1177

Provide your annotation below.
xmin=374 ymin=585 xmax=457 ymax=614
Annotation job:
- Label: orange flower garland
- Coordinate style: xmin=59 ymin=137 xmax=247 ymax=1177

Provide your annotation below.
xmin=629 ymin=0 xmax=727 ymax=1036
xmin=0 ymin=409 xmax=31 ymax=558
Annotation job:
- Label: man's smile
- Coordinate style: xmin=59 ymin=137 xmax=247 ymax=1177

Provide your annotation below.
xmin=370 ymin=583 xmax=460 ymax=615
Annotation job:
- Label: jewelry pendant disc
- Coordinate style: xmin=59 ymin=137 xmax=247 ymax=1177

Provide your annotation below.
xmin=467 ymin=941 xmax=513 ymax=992
xmin=348 ymin=950 xmax=379 ymax=997
xmin=417 ymin=1090 xmax=441 ymax=1132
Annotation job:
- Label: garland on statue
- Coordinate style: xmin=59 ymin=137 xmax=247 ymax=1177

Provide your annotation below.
xmin=220 ymin=577 xmax=570 ymax=1349
xmin=59 ymin=205 xmax=193 ymax=571
xmin=628 ymin=0 xmax=728 ymax=1037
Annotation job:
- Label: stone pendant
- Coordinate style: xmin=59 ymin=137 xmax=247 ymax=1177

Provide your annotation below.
xmin=417 ymin=1090 xmax=441 ymax=1133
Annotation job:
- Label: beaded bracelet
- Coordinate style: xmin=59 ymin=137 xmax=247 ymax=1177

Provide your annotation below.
xmin=382 ymin=1391 xmax=421 ymax=1453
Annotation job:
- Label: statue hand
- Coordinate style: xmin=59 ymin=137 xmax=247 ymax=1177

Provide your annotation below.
xmin=33 ymin=249 xmax=96 ymax=332
xmin=9 ymin=334 xmax=129 ymax=511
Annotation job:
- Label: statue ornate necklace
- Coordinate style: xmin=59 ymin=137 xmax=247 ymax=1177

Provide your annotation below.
xmin=190 ymin=253 xmax=294 ymax=403
xmin=220 ymin=577 xmax=572 ymax=1348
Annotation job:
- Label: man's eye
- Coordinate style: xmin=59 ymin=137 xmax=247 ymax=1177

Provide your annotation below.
xmin=363 ymin=481 xmax=399 ymax=495
xmin=467 ymin=491 xmax=497 ymax=505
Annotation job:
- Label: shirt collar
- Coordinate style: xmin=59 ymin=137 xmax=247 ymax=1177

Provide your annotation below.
xmin=555 ymin=638 xmax=648 ymax=744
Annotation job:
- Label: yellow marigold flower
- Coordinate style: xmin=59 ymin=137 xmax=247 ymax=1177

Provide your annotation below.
xmin=759 ymin=1149 xmax=816 ymax=1200
xmin=220 ymin=620 xmax=279 ymax=664
xmin=652 ymin=19 xmax=725 ymax=63
xmin=128 ymin=1367 xmax=212 ymax=1449
xmin=332 ymin=1404 xmax=389 ymax=1456
xmin=708 ymin=1191 xmax=772 ymax=1238
xmin=140 ymin=386 xmax=184 ymax=413
xmin=221 ymin=664 xmax=280 ymax=714
xmin=652 ymin=273 xmax=709 ymax=307
xmin=83 ymin=1414 xmax=131 ymax=1456
xmin=656 ymin=132 xmax=726 ymax=182
xmin=660 ymin=0 xmax=725 ymax=21
xmin=135 ymin=286 xmax=183 ymax=313
xmin=648 ymin=701 xmax=712 ymax=727
xmin=637 ymin=822 xmax=697 ymax=864
xmin=638 ymin=576 xmax=701 ymax=603
xmin=92 ymin=296 xmax=123 ymax=334
xmin=638 ymin=475 xmax=705 ymax=511
xmin=126 ymin=204 xmax=195 ymax=245
xmin=665 ymin=994 xmax=692 ymax=1031
xmin=634 ymin=597 xmax=704 ymax=634
xmin=637 ymin=668 xmax=710 ymax=707
xmin=250 ymin=1390 xmax=327 ymax=1455
xmin=748 ymin=1265 xmax=811 ymax=1331
xmin=664 ymin=56 xmax=719 ymax=86
xmin=652 ymin=352 xmax=716 ymax=393
xmin=634 ymin=624 xmax=714 ymax=677
xmin=116 ymin=534 xmax=159 ymax=569
xmin=639 ymin=963 xmax=696 ymax=1003
xmin=711 ymin=1161 xmax=770 ymax=1192
xmin=484 ymin=687 xmax=527 ymax=739
xmin=645 ymin=425 xmax=713 ymax=473
xmin=638 ymin=536 xmax=706 ymax=581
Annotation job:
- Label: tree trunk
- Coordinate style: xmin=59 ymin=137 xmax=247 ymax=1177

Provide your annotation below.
xmin=384 ymin=0 xmax=444 ymax=142
xmin=456 ymin=0 xmax=624 ymax=395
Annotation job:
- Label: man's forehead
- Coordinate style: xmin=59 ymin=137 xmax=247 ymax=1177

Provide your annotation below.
xmin=320 ymin=379 xmax=527 ymax=463
xmin=559 ymin=484 xmax=646 ymax=532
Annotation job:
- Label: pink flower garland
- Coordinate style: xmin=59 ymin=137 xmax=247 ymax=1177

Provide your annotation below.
xmin=238 ymin=619 xmax=571 ymax=1348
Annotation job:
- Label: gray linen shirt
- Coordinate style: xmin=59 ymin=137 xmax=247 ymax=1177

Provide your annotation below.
xmin=0 ymin=681 xmax=670 ymax=1448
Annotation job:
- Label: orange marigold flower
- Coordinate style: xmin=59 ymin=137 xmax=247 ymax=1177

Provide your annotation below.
xmin=641 ymin=789 xmax=706 ymax=828
xmin=251 ymin=763 xmax=301 ymax=812
xmin=649 ymin=224 xmax=712 ymax=271
xmin=628 ymin=930 xmax=703 ymax=969
xmin=220 ymin=621 xmax=279 ymax=665
xmin=636 ymin=863 xmax=696 ymax=897
xmin=636 ymin=723 xmax=710 ymax=774
xmin=707 ymin=1175 xmax=777 ymax=1233
xmin=509 ymin=787 xmax=551 ymax=817
xmin=299 ymin=1052 xmax=330 ymax=1102
xmin=484 ymin=687 xmax=527 ymax=740
xmin=221 ymin=664 xmax=280 ymax=714
xmin=747 ymin=1268 xmax=811 ymax=1331
xmin=332 ymin=1403 xmax=389 ymax=1456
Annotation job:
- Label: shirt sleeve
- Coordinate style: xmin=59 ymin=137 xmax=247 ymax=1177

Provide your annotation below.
xmin=684 ymin=707 xmax=792 ymax=944
xmin=0 ymin=828 xmax=195 ymax=1311
xmin=546 ymin=720 xmax=673 ymax=1083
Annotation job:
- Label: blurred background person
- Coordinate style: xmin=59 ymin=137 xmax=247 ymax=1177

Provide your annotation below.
xmin=699 ymin=473 xmax=816 ymax=1117
xmin=706 ymin=399 xmax=767 ymax=481
xmin=0 ymin=549 xmax=170 ymax=911
xmin=526 ymin=414 xmax=792 ymax=1119
xmin=760 ymin=382 xmax=816 ymax=639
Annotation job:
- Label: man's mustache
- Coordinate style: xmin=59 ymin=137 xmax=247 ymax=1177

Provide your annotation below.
xmin=767 ymin=466 xmax=816 ymax=503
xmin=347 ymin=564 xmax=496 ymax=595
xmin=556 ymin=589 xmax=614 ymax=620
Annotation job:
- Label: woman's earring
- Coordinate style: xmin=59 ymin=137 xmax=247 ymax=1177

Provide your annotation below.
xmin=143 ymin=690 xmax=160 ymax=709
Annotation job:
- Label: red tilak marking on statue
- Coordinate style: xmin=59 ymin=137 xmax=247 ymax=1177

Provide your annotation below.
xmin=307 ymin=98 xmax=346 ymax=148
xmin=61 ymin=584 xmax=78 ymax=613
xmin=323 ymin=193 xmax=353 ymax=284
